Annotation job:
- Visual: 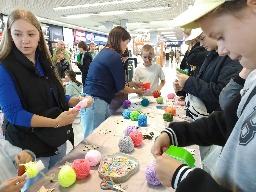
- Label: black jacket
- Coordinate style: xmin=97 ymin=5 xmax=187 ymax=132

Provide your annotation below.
xmin=77 ymin=52 xmax=92 ymax=85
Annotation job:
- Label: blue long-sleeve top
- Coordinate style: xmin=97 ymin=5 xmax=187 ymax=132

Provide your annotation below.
xmin=0 ymin=55 xmax=71 ymax=127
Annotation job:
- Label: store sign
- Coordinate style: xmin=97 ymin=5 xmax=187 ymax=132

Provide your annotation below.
xmin=166 ymin=41 xmax=183 ymax=47
xmin=85 ymin=32 xmax=107 ymax=45
xmin=134 ymin=34 xmax=150 ymax=43
xmin=74 ymin=29 xmax=86 ymax=43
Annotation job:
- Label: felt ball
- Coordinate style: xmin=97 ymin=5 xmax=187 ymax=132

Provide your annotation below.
xmin=156 ymin=97 xmax=163 ymax=104
xmin=130 ymin=111 xmax=140 ymax=121
xmin=141 ymin=98 xmax=149 ymax=107
xmin=138 ymin=114 xmax=147 ymax=127
xmin=24 ymin=162 xmax=38 ymax=178
xmin=152 ymin=91 xmax=161 ymax=98
xmin=72 ymin=159 xmax=90 ymax=180
xmin=124 ymin=125 xmax=137 ymax=136
xmin=163 ymin=113 xmax=173 ymax=122
xmin=122 ymin=109 xmax=131 ymax=119
xmin=167 ymin=93 xmax=175 ymax=99
xmin=85 ymin=150 xmax=101 ymax=166
xmin=118 ymin=136 xmax=134 ymax=153
xmin=129 ymin=131 xmax=143 ymax=147
xmin=123 ymin=100 xmax=131 ymax=108
xmin=146 ymin=161 xmax=161 ymax=185
xmin=165 ymin=107 xmax=176 ymax=116
xmin=58 ymin=165 xmax=76 ymax=188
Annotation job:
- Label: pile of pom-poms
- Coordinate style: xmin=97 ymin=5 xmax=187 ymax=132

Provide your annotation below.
xmin=122 ymin=100 xmax=131 ymax=108
xmin=129 ymin=131 xmax=143 ymax=147
xmin=85 ymin=150 xmax=102 ymax=166
xmin=156 ymin=97 xmax=163 ymax=104
xmin=145 ymin=161 xmax=161 ymax=185
xmin=141 ymin=98 xmax=149 ymax=107
xmin=130 ymin=111 xmax=141 ymax=121
xmin=124 ymin=125 xmax=137 ymax=136
xmin=122 ymin=109 xmax=131 ymax=119
xmin=163 ymin=113 xmax=173 ymax=122
xmin=138 ymin=114 xmax=147 ymax=126
xmin=72 ymin=159 xmax=90 ymax=180
xmin=118 ymin=136 xmax=134 ymax=153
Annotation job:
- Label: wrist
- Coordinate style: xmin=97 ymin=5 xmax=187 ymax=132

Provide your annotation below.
xmin=54 ymin=119 xmax=60 ymax=128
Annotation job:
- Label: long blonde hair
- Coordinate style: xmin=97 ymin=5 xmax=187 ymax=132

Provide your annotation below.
xmin=0 ymin=9 xmax=52 ymax=63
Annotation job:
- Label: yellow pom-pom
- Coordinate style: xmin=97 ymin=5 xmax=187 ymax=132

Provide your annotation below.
xmin=24 ymin=162 xmax=38 ymax=178
xmin=58 ymin=165 xmax=76 ymax=188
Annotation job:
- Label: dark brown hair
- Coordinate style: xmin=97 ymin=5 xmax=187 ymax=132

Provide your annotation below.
xmin=65 ymin=70 xmax=82 ymax=87
xmin=78 ymin=41 xmax=88 ymax=51
xmin=105 ymin=26 xmax=131 ymax=54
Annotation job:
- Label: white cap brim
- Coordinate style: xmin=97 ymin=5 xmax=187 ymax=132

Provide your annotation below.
xmin=186 ymin=28 xmax=203 ymax=41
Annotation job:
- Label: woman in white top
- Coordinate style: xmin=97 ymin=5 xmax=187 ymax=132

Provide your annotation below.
xmin=65 ymin=70 xmax=82 ymax=97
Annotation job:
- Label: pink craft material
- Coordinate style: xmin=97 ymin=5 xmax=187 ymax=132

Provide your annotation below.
xmin=74 ymin=98 xmax=89 ymax=111
xmin=71 ymin=159 xmax=90 ymax=180
xmin=167 ymin=93 xmax=175 ymax=99
xmin=124 ymin=126 xmax=137 ymax=136
xmin=129 ymin=131 xmax=143 ymax=147
xmin=85 ymin=150 xmax=102 ymax=167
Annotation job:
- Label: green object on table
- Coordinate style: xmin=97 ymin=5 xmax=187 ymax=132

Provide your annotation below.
xmin=176 ymin=68 xmax=188 ymax=75
xmin=165 ymin=145 xmax=195 ymax=168
xmin=130 ymin=111 xmax=140 ymax=121
xmin=156 ymin=97 xmax=163 ymax=104
xmin=163 ymin=113 xmax=173 ymax=122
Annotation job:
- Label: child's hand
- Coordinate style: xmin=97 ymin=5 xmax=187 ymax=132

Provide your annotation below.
xmin=130 ymin=81 xmax=143 ymax=89
xmin=135 ymin=88 xmax=144 ymax=97
xmin=15 ymin=151 xmax=33 ymax=165
xmin=151 ymin=132 xmax=171 ymax=158
xmin=0 ymin=175 xmax=27 ymax=192
xmin=176 ymin=73 xmax=189 ymax=88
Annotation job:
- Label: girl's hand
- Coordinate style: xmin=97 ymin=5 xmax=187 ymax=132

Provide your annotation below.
xmin=0 ymin=175 xmax=27 ymax=192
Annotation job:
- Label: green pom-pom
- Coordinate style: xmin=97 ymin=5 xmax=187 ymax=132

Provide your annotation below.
xmin=163 ymin=113 xmax=173 ymax=122
xmin=130 ymin=111 xmax=140 ymax=121
xmin=141 ymin=98 xmax=150 ymax=107
xmin=24 ymin=162 xmax=38 ymax=178
xmin=58 ymin=165 xmax=76 ymax=188
xmin=156 ymin=97 xmax=163 ymax=104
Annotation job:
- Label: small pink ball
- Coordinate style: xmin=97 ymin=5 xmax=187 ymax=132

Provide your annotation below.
xmin=167 ymin=93 xmax=175 ymax=99
xmin=129 ymin=131 xmax=143 ymax=147
xmin=72 ymin=159 xmax=90 ymax=180
xmin=85 ymin=150 xmax=101 ymax=166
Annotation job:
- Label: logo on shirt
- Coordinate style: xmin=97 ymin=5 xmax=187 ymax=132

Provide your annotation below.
xmin=240 ymin=108 xmax=256 ymax=145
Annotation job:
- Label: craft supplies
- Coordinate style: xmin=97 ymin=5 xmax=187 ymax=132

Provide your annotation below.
xmin=163 ymin=113 xmax=173 ymax=122
xmin=138 ymin=114 xmax=147 ymax=126
xmin=122 ymin=100 xmax=131 ymax=108
xmin=130 ymin=111 xmax=140 ymax=121
xmin=129 ymin=131 xmax=143 ymax=147
xmin=85 ymin=150 xmax=102 ymax=166
xmin=141 ymin=98 xmax=149 ymax=107
xmin=145 ymin=161 xmax=160 ymax=185
xmin=124 ymin=125 xmax=137 ymax=136
xmin=118 ymin=136 xmax=134 ymax=153
xmin=58 ymin=165 xmax=76 ymax=188
xmin=72 ymin=159 xmax=90 ymax=180
xmin=122 ymin=109 xmax=131 ymax=119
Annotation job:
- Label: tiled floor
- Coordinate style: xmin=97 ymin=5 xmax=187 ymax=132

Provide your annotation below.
xmin=67 ymin=58 xmax=178 ymax=153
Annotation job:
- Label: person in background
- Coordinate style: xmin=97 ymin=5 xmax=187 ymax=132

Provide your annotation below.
xmin=55 ymin=49 xmax=70 ymax=79
xmin=52 ymin=40 xmax=71 ymax=63
xmin=81 ymin=26 xmax=143 ymax=139
xmin=65 ymin=70 xmax=82 ymax=97
xmin=169 ymin=48 xmax=175 ymax=63
xmin=133 ymin=44 xmax=165 ymax=96
xmin=0 ymin=139 xmax=35 ymax=192
xmin=0 ymin=9 xmax=93 ymax=190
xmin=76 ymin=41 xmax=92 ymax=85
xmin=152 ymin=0 xmax=256 ymax=191
xmin=89 ymin=42 xmax=98 ymax=60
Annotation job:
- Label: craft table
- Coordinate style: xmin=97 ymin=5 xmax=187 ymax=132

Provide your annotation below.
xmin=26 ymin=96 xmax=201 ymax=192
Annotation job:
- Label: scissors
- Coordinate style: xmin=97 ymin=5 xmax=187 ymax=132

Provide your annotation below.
xmin=100 ymin=176 xmax=127 ymax=192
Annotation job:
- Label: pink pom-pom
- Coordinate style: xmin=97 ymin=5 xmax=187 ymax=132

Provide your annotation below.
xmin=85 ymin=150 xmax=101 ymax=166
xmin=71 ymin=159 xmax=90 ymax=180
xmin=167 ymin=93 xmax=175 ymax=99
xmin=74 ymin=98 xmax=89 ymax=111
xmin=129 ymin=131 xmax=143 ymax=147
xmin=124 ymin=125 xmax=137 ymax=136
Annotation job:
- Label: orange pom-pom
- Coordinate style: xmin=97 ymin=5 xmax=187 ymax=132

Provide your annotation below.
xmin=165 ymin=107 xmax=176 ymax=116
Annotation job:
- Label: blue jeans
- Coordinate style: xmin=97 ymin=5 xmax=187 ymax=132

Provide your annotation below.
xmin=80 ymin=97 xmax=110 ymax=139
xmin=22 ymin=143 xmax=67 ymax=191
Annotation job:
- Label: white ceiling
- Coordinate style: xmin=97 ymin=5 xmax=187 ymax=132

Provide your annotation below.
xmin=0 ymin=0 xmax=194 ymax=40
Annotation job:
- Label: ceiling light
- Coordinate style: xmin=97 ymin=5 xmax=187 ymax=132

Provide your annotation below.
xmin=62 ymin=14 xmax=92 ymax=19
xmin=99 ymin=11 xmax=126 ymax=16
xmin=54 ymin=0 xmax=142 ymax=10
xmin=131 ymin=7 xmax=169 ymax=12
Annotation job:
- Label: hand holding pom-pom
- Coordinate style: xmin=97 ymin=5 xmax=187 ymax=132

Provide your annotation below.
xmin=146 ymin=161 xmax=161 ymax=185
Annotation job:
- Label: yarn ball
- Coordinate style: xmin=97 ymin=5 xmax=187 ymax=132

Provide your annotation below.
xmin=152 ymin=91 xmax=161 ymax=98
xmin=85 ymin=150 xmax=102 ymax=166
xmin=71 ymin=159 xmax=90 ymax=180
xmin=130 ymin=111 xmax=140 ymax=121
xmin=156 ymin=97 xmax=163 ymax=104
xmin=165 ymin=107 xmax=176 ymax=116
xmin=163 ymin=113 xmax=173 ymax=122
xmin=129 ymin=131 xmax=143 ymax=147
xmin=24 ymin=162 xmax=38 ymax=178
xmin=58 ymin=165 xmax=76 ymax=188
xmin=167 ymin=93 xmax=175 ymax=99
xmin=122 ymin=109 xmax=131 ymax=119
xmin=141 ymin=98 xmax=150 ymax=107
xmin=118 ymin=136 xmax=134 ymax=153
xmin=146 ymin=161 xmax=161 ymax=185
xmin=123 ymin=100 xmax=131 ymax=108
xmin=124 ymin=125 xmax=137 ymax=136
xmin=138 ymin=114 xmax=147 ymax=127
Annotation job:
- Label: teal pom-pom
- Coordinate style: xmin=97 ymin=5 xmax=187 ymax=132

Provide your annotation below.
xmin=156 ymin=97 xmax=163 ymax=104
xmin=141 ymin=98 xmax=149 ymax=107
xmin=130 ymin=111 xmax=140 ymax=121
xmin=122 ymin=109 xmax=131 ymax=119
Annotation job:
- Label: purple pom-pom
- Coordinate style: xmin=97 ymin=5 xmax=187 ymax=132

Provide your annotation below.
xmin=123 ymin=100 xmax=131 ymax=108
xmin=146 ymin=161 xmax=161 ymax=185
xmin=124 ymin=125 xmax=137 ymax=136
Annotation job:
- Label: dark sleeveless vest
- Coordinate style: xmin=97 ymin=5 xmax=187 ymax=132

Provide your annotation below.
xmin=1 ymin=47 xmax=72 ymax=157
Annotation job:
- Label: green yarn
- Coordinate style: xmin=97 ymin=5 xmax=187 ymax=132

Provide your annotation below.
xmin=141 ymin=98 xmax=149 ymax=107
xmin=163 ymin=113 xmax=173 ymax=122
xmin=156 ymin=97 xmax=163 ymax=104
xmin=165 ymin=145 xmax=195 ymax=168
xmin=58 ymin=165 xmax=76 ymax=188
xmin=24 ymin=162 xmax=38 ymax=178
xmin=130 ymin=111 xmax=140 ymax=121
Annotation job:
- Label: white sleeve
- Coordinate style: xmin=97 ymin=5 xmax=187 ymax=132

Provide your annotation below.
xmin=0 ymin=139 xmax=21 ymax=161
